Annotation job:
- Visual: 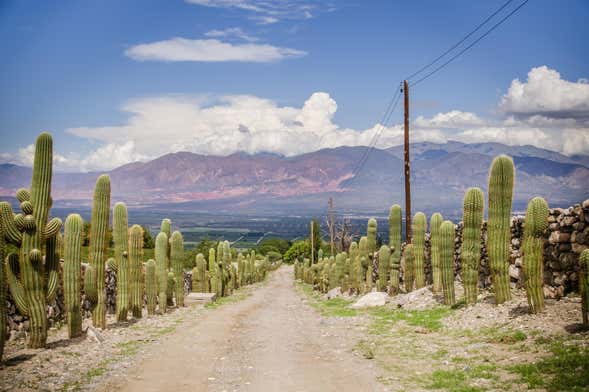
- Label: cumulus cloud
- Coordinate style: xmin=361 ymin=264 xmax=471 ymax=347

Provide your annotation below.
xmin=125 ymin=37 xmax=306 ymax=63
xmin=500 ymin=66 xmax=589 ymax=120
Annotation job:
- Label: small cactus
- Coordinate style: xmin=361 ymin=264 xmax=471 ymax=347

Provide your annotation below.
xmin=581 ymin=249 xmax=589 ymax=325
xmin=522 ymin=197 xmax=549 ymax=314
xmin=377 ymin=245 xmax=391 ymax=292
xmin=171 ymin=231 xmax=185 ymax=306
xmin=403 ymin=244 xmax=414 ymax=292
xmin=487 ymin=155 xmax=514 ymax=304
xmin=430 ymin=213 xmax=443 ymax=293
xmin=155 ymin=232 xmax=168 ymax=313
xmin=146 ymin=259 xmax=157 ymax=315
xmin=129 ymin=225 xmax=144 ymax=318
xmin=462 ymin=188 xmax=484 ymax=305
xmin=413 ymin=212 xmax=426 ymax=289
xmin=440 ymin=220 xmax=456 ymax=306
xmin=64 ymin=214 xmax=83 ymax=338
xmin=388 ymin=205 xmax=402 ymax=295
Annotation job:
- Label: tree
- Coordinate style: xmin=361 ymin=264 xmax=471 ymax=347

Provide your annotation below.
xmin=257 ymin=237 xmax=291 ymax=255
xmin=142 ymin=226 xmax=155 ymax=249
xmin=283 ymin=240 xmax=310 ymax=264
xmin=311 ymin=218 xmax=322 ymax=263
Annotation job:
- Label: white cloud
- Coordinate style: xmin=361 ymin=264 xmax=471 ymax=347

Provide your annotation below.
xmin=185 ymin=0 xmax=319 ymax=23
xmin=204 ymin=27 xmax=258 ymax=42
xmin=414 ymin=110 xmax=485 ymax=129
xmin=500 ymin=66 xmax=589 ymax=119
xmin=125 ymin=37 xmax=306 ymax=63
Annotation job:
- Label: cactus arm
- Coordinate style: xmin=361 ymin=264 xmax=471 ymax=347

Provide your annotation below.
xmin=43 ymin=217 xmax=62 ymax=238
xmin=5 ymin=253 xmax=29 ymax=316
xmin=0 ymin=202 xmax=22 ymax=245
xmin=45 ymin=234 xmax=60 ymax=303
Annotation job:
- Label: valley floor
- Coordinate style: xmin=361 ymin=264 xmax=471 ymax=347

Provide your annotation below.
xmin=1 ymin=266 xmax=588 ymax=391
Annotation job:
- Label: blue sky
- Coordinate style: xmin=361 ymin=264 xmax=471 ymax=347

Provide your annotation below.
xmin=1 ymin=0 xmax=588 ymax=171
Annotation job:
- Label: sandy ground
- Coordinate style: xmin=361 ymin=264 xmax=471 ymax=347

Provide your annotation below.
xmin=98 ymin=266 xmax=385 ymax=392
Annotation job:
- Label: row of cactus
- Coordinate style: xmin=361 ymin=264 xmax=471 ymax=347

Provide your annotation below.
xmin=296 ymin=155 xmax=566 ymax=318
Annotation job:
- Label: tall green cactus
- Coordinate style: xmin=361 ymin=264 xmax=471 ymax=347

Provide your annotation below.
xmin=167 ymin=271 xmax=176 ymax=304
xmin=129 ymin=225 xmax=144 ymax=318
xmin=193 ymin=253 xmax=206 ymax=292
xmin=209 ymin=248 xmax=219 ymax=294
xmin=89 ymin=174 xmax=111 ymax=329
xmin=522 ymin=197 xmax=549 ymax=314
xmin=377 ymin=245 xmax=391 ymax=292
xmin=155 ymin=232 xmax=168 ymax=313
xmin=237 ymin=253 xmax=245 ymax=288
xmin=581 ymin=249 xmax=589 ymax=325
xmin=171 ymin=231 xmax=185 ymax=306
xmin=367 ymin=219 xmax=377 ymax=255
xmin=335 ymin=252 xmax=346 ymax=287
xmin=113 ymin=202 xmax=129 ymax=321
xmin=389 ymin=205 xmax=402 ymax=295
xmin=404 ymin=244 xmax=414 ymax=292
xmin=430 ymin=213 xmax=443 ymax=293
xmin=440 ymin=220 xmax=456 ymax=306
xmin=487 ymin=155 xmax=515 ymax=304
xmin=0 ymin=205 xmax=7 ymax=360
xmin=160 ymin=218 xmax=171 ymax=266
xmin=64 ymin=214 xmax=83 ymax=338
xmin=2 ymin=133 xmax=62 ymax=347
xmin=462 ymin=188 xmax=484 ymax=305
xmin=146 ymin=259 xmax=157 ymax=315
xmin=413 ymin=212 xmax=426 ymax=289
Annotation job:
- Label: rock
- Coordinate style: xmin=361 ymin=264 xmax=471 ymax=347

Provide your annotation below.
xmin=509 ymin=264 xmax=520 ymax=280
xmin=86 ymin=325 xmax=106 ymax=343
xmin=582 ymin=199 xmax=589 ymax=209
xmin=351 ymin=291 xmax=389 ymax=309
xmin=185 ymin=292 xmax=217 ymax=306
xmin=549 ymin=231 xmax=571 ymax=244
xmin=326 ymin=287 xmax=342 ymax=300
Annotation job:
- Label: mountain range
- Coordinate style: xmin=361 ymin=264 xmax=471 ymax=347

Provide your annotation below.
xmin=1 ymin=141 xmax=587 ymax=216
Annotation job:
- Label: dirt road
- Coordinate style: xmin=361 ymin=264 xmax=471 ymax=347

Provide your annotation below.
xmin=100 ymin=266 xmax=384 ymax=392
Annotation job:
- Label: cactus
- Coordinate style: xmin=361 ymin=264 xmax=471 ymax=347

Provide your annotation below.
xmin=487 ymin=155 xmax=515 ymax=304
xmin=167 ymin=271 xmax=176 ymax=304
xmin=193 ymin=253 xmax=206 ymax=292
xmin=388 ymin=205 xmax=402 ymax=295
xmin=1 ymin=133 xmax=62 ymax=347
xmin=209 ymin=248 xmax=219 ymax=295
xmin=461 ymin=188 xmax=484 ymax=305
xmin=145 ymin=259 xmax=157 ymax=315
xmin=160 ymin=218 xmax=171 ymax=265
xmin=129 ymin=225 xmax=144 ymax=318
xmin=0 ymin=205 xmax=6 ymax=359
xmin=413 ymin=212 xmax=426 ymax=289
xmin=222 ymin=241 xmax=231 ymax=296
xmin=155 ymin=232 xmax=168 ymax=313
xmin=113 ymin=202 xmax=129 ymax=321
xmin=88 ymin=174 xmax=111 ymax=329
xmin=377 ymin=245 xmax=391 ymax=292
xmin=64 ymin=214 xmax=83 ymax=338
xmin=335 ymin=252 xmax=346 ymax=287
xmin=403 ymin=244 xmax=414 ymax=292
xmin=429 ymin=213 xmax=443 ymax=293
xmin=581 ymin=249 xmax=589 ymax=325
xmin=522 ymin=197 xmax=549 ymax=314
xmin=171 ymin=231 xmax=185 ymax=306
xmin=440 ymin=220 xmax=456 ymax=306
xmin=237 ymin=253 xmax=245 ymax=288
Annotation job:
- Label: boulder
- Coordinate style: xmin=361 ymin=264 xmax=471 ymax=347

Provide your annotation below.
xmin=351 ymin=291 xmax=389 ymax=309
xmin=326 ymin=287 xmax=342 ymax=300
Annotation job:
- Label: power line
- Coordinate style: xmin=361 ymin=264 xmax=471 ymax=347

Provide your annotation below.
xmin=404 ymin=0 xmax=516 ymax=82
xmin=411 ymin=0 xmax=530 ymax=87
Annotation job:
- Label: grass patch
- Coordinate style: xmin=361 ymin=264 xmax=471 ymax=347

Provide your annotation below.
xmin=205 ymin=292 xmax=249 ymax=309
xmin=508 ymin=340 xmax=589 ymax=391
xmin=428 ymin=369 xmax=484 ymax=392
xmin=116 ymin=340 xmax=144 ymax=356
xmin=297 ymin=282 xmax=357 ymax=317
xmin=367 ymin=306 xmax=451 ymax=334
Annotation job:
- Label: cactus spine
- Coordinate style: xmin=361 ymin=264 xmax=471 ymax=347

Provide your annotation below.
xmin=2 ymin=133 xmax=62 ymax=347
xmin=88 ymin=174 xmax=111 ymax=329
xmin=64 ymin=214 xmax=83 ymax=338
xmin=129 ymin=224 xmax=143 ymax=318
xmin=522 ymin=197 xmax=549 ymax=314
xmin=430 ymin=213 xmax=443 ymax=293
xmin=461 ymin=188 xmax=484 ymax=305
xmin=146 ymin=259 xmax=157 ymax=315
xmin=389 ymin=205 xmax=402 ymax=295
xmin=440 ymin=220 xmax=456 ymax=306
xmin=113 ymin=202 xmax=129 ymax=321
xmin=487 ymin=155 xmax=514 ymax=304
xmin=404 ymin=244 xmax=414 ymax=292
xmin=171 ymin=231 xmax=185 ymax=306
xmin=377 ymin=245 xmax=391 ymax=292
xmin=413 ymin=212 xmax=426 ymax=289
xmin=581 ymin=249 xmax=589 ymax=325
xmin=155 ymin=232 xmax=168 ymax=313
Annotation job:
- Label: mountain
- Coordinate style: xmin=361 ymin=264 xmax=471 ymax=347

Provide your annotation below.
xmin=0 ymin=142 xmax=587 ymax=216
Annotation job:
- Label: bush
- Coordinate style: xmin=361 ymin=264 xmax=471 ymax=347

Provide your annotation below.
xmin=266 ymin=251 xmax=282 ymax=262
xmin=283 ymin=240 xmax=310 ymax=264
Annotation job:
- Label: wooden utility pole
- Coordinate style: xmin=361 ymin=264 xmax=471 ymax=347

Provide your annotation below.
xmin=310 ymin=220 xmax=314 ymax=265
xmin=329 ymin=197 xmax=335 ymax=255
xmin=403 ymin=80 xmax=412 ymax=243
